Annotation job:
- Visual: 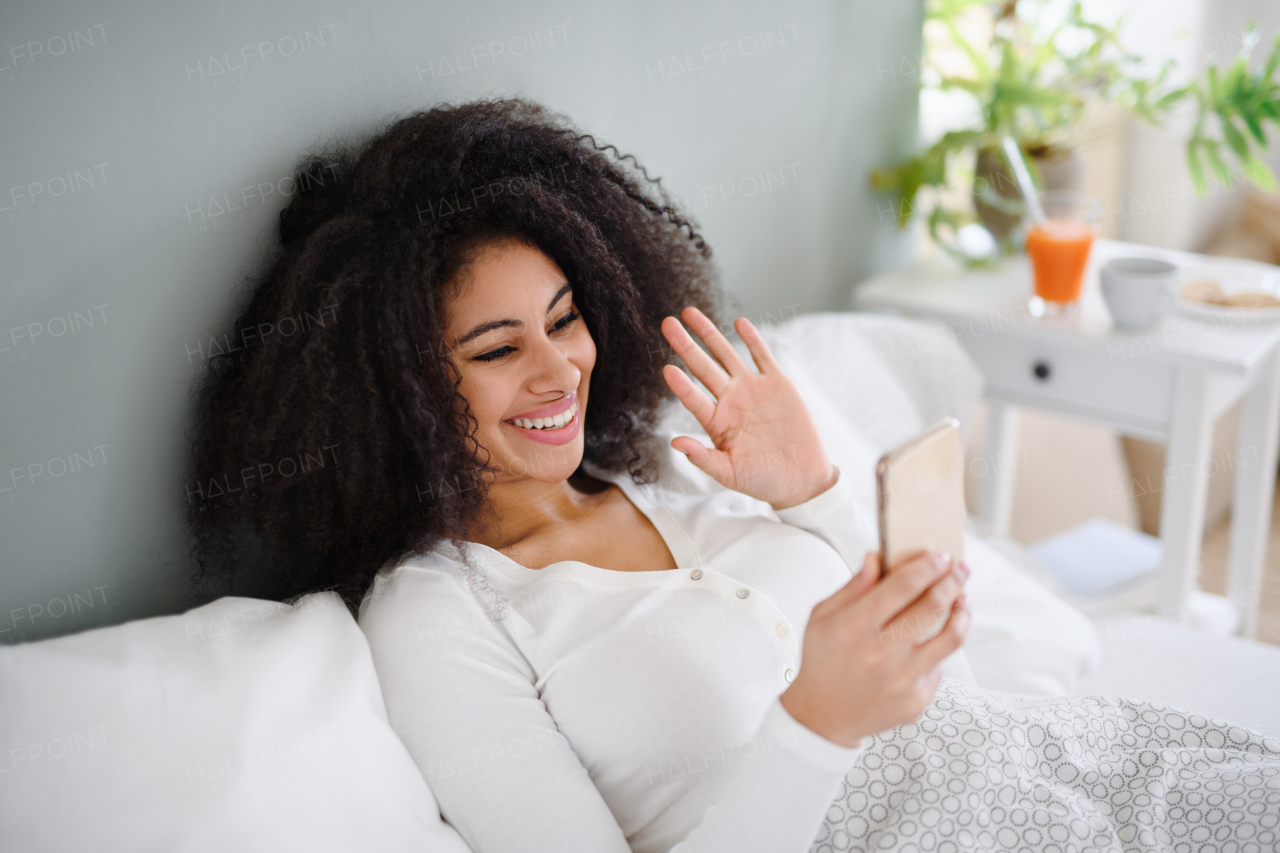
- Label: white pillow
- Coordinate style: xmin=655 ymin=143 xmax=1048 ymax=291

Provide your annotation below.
xmin=0 ymin=592 xmax=472 ymax=853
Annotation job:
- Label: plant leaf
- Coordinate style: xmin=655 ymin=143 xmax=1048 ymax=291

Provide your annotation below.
xmin=1185 ymin=139 xmax=1207 ymax=193
xmin=1223 ymin=58 xmax=1246 ymax=102
xmin=1241 ymin=107 xmax=1267 ymax=145
xmin=1203 ymin=140 xmax=1234 ymax=188
xmin=1206 ymin=65 xmax=1222 ymax=103
xmin=1154 ymin=85 xmax=1191 ymax=111
xmin=1243 ymin=156 xmax=1279 ymax=193
xmin=1264 ymin=30 xmax=1280 ymax=80
xmin=1220 ymin=118 xmax=1252 ymax=161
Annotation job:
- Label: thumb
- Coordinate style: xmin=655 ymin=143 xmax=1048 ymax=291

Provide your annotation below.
xmin=671 ymin=438 xmax=732 ymax=484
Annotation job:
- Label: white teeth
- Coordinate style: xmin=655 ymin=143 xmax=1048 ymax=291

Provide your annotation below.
xmin=513 ymin=402 xmax=577 ymax=430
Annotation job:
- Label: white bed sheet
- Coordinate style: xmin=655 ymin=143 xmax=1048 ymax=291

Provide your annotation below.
xmin=1075 ymin=612 xmax=1280 ymax=739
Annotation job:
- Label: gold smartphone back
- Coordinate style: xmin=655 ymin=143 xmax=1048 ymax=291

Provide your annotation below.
xmin=876 ymin=418 xmax=966 ymax=573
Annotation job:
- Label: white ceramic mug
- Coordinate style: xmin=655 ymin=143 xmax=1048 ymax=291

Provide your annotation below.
xmin=1100 ymin=257 xmax=1179 ymax=329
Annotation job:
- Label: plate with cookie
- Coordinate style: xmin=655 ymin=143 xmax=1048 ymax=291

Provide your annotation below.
xmin=1178 ymin=262 xmax=1280 ymax=324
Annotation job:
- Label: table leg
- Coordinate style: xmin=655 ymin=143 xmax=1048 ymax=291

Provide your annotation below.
xmin=1156 ymin=369 xmax=1214 ymax=620
xmin=1228 ymin=348 xmax=1280 ymax=638
xmin=977 ymin=400 xmax=1018 ymax=538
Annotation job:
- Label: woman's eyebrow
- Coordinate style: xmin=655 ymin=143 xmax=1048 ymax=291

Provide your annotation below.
xmin=454 ymin=282 xmax=573 ymax=346
xmin=455 ymin=319 xmax=522 ymax=346
xmin=545 ymin=282 xmax=572 ymax=312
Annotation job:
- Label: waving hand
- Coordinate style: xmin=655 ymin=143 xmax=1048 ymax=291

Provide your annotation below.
xmin=660 ymin=307 xmax=837 ymax=510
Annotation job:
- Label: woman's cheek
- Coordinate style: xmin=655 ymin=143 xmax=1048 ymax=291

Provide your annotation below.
xmin=575 ymin=331 xmax=597 ymax=378
xmin=460 ymin=371 xmax=505 ymax=438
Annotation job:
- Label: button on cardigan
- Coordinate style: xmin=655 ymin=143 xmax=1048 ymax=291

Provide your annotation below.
xmin=359 ymin=457 xmax=975 ymax=853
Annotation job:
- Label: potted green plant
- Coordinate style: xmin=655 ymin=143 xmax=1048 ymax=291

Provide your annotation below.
xmin=871 ymin=0 xmax=1280 ymax=265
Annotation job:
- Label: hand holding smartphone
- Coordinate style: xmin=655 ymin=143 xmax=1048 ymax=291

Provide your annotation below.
xmin=875 ymin=418 xmax=966 ymax=641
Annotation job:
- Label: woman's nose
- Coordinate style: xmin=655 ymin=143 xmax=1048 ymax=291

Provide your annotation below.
xmin=528 ymin=332 xmax=580 ymax=393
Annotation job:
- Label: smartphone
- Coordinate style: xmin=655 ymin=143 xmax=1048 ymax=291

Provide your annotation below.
xmin=876 ymin=418 xmax=966 ymax=577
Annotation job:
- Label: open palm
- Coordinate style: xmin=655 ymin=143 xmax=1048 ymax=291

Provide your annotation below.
xmin=660 ymin=306 xmax=837 ymax=510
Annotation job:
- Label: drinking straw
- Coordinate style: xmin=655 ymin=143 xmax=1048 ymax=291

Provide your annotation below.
xmin=1000 ymin=135 xmax=1046 ymax=224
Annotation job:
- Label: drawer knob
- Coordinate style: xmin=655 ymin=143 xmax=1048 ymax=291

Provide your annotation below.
xmin=1032 ymin=361 xmax=1051 ymax=381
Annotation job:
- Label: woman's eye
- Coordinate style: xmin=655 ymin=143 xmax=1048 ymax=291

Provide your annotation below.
xmin=473 ymin=346 xmax=514 ymax=362
xmin=550 ymin=309 xmax=580 ymax=334
xmin=470 ymin=310 xmax=578 ymax=362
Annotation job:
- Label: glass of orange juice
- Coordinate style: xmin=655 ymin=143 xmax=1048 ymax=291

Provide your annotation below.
xmin=1025 ymin=190 xmax=1104 ymax=316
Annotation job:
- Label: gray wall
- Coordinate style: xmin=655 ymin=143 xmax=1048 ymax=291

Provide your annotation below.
xmin=0 ymin=0 xmax=922 ymax=642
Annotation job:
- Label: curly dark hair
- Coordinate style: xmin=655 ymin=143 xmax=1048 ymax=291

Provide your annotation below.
xmin=185 ymin=97 xmax=725 ymax=613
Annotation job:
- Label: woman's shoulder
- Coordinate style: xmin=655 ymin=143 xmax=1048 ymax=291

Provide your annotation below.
xmin=357 ymin=541 xmax=510 ymax=631
xmin=354 ymin=543 xmax=533 ymax=688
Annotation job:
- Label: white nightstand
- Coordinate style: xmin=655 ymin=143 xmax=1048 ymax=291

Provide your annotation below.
xmin=851 ymin=239 xmax=1280 ymax=638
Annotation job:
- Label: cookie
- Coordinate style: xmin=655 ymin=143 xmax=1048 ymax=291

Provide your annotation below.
xmin=1181 ymin=279 xmax=1226 ymax=304
xmin=1223 ymin=291 xmax=1280 ymax=308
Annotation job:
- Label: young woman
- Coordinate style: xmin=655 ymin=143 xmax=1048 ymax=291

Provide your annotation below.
xmin=188 ymin=99 xmax=1280 ymax=853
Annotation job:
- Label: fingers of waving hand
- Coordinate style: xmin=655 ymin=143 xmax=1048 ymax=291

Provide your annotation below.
xmin=662 ymin=363 xmax=719 ymax=436
xmin=661 ymin=313 xmax=735 ymax=399
xmin=659 ymin=366 xmax=735 ymax=482
xmin=675 ymin=306 xmax=756 ymax=383
xmin=732 ymin=314 xmax=782 ymax=376
xmin=660 ymin=307 xmax=783 ymax=397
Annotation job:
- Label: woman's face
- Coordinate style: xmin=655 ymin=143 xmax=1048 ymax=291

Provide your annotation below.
xmin=443 ymin=237 xmax=596 ymax=485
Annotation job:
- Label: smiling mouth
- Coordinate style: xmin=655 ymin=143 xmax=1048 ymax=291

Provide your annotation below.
xmin=507 ymin=399 xmax=579 ymax=431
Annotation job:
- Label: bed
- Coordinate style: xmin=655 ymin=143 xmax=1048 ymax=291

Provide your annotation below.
xmin=3 ymin=311 xmax=1277 ymax=851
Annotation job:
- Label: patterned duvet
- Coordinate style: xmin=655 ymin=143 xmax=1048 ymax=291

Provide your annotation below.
xmin=813 ymin=678 xmax=1280 ymax=852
